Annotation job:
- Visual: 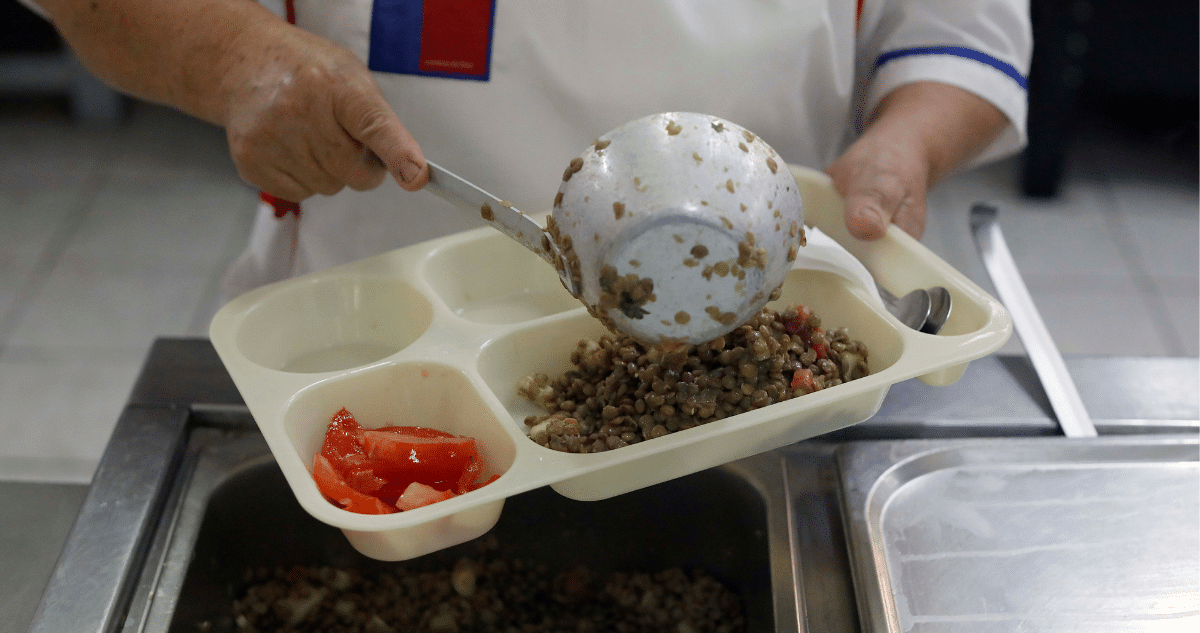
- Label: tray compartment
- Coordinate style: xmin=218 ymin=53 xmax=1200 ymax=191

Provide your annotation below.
xmin=234 ymin=275 xmax=433 ymax=373
xmin=773 ymin=268 xmax=904 ymax=373
xmin=424 ymin=230 xmax=581 ymax=324
xmin=279 ymin=361 xmax=517 ymax=560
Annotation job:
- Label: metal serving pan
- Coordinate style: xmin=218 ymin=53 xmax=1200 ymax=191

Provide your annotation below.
xmin=838 ymin=436 xmax=1200 ymax=632
xmin=118 ymin=425 xmax=803 ymax=632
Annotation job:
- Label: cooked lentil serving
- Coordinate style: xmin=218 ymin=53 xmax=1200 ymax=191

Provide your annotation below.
xmin=230 ymin=537 xmax=743 ymax=633
xmin=519 ymin=305 xmax=869 ymax=453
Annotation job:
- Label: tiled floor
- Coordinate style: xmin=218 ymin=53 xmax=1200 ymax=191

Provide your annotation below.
xmin=1 ymin=100 xmax=1196 ymax=483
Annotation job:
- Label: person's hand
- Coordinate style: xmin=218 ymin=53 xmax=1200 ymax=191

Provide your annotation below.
xmin=41 ymin=0 xmax=428 ymax=202
xmin=221 ymin=23 xmax=428 ymax=201
xmin=825 ymin=126 xmax=930 ymax=240
xmin=826 ymin=81 xmax=1009 ymax=241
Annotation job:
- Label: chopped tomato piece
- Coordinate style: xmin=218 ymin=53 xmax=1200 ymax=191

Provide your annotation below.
xmin=376 ymin=425 xmax=456 ymax=439
xmin=791 ymin=368 xmax=816 ymax=393
xmin=319 ymin=408 xmax=365 ymax=467
xmin=312 ymin=409 xmax=497 ymax=514
xmin=463 ymin=473 xmax=500 ymax=492
xmin=397 ymin=482 xmax=457 ymax=511
xmin=312 ymin=454 xmax=397 ymax=515
xmin=361 ymin=430 xmax=478 ymax=489
xmin=456 ymin=455 xmax=483 ymax=494
xmin=783 ymin=305 xmax=814 ymax=336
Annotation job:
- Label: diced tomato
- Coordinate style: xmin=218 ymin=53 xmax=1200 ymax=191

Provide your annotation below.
xmin=813 ymin=341 xmax=828 ymax=360
xmin=396 ymin=482 xmax=457 ymax=511
xmin=312 ymin=453 xmax=397 ymax=515
xmin=456 ymin=455 xmax=482 ymax=494
xmin=376 ymin=425 xmax=456 ymax=439
xmin=462 ymin=473 xmax=500 ymax=492
xmin=361 ymin=430 xmax=478 ymax=489
xmin=791 ymin=368 xmax=816 ymax=393
xmin=312 ymin=409 xmax=497 ymax=514
xmin=783 ymin=305 xmax=813 ymax=336
xmin=319 ymin=408 xmax=366 ymax=472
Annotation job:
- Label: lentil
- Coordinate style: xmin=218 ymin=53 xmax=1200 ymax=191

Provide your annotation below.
xmin=518 ymin=305 xmax=869 ymax=453
xmin=231 ymin=539 xmax=743 ymax=632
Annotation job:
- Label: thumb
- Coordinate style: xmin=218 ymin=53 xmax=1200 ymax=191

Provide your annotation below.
xmin=829 ymin=158 xmax=925 ymax=241
xmin=337 ymin=88 xmax=428 ymax=191
xmin=844 ymin=177 xmax=900 ymax=241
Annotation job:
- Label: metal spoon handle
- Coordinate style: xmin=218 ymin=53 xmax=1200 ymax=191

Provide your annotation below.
xmin=424 ymin=162 xmax=555 ymax=265
xmin=970 ymin=203 xmax=1097 ymax=438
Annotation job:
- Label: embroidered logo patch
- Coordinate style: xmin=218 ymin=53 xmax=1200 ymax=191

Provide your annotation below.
xmin=369 ymin=0 xmax=496 ymax=81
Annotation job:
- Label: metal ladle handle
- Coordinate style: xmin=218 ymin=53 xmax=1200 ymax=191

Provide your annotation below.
xmin=970 ymin=203 xmax=1097 ymax=438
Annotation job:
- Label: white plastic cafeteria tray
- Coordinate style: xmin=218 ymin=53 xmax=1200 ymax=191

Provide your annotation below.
xmin=209 ymin=165 xmax=1012 ymax=560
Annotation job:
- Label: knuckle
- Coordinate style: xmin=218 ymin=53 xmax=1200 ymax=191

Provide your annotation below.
xmin=345 ymin=166 xmax=387 ymax=191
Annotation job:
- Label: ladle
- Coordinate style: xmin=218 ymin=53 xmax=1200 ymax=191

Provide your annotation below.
xmin=428 ymin=112 xmax=804 ymax=345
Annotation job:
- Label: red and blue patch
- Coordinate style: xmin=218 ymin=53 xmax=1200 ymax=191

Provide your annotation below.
xmin=368 ymin=0 xmax=497 ymax=81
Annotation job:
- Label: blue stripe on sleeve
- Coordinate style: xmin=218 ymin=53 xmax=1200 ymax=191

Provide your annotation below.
xmin=875 ymin=46 xmax=1028 ymax=90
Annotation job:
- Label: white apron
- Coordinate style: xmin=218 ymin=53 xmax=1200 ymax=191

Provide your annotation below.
xmin=222 ymin=0 xmax=1030 ymax=299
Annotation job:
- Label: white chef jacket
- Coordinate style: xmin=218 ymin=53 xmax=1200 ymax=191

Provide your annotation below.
xmin=221 ymin=0 xmax=1031 ymax=300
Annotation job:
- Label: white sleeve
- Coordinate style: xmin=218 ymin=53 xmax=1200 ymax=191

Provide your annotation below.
xmin=856 ymin=0 xmax=1032 ymax=165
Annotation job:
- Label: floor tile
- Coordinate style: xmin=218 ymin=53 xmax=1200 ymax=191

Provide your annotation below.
xmin=64 ymin=182 xmax=255 ymax=269
xmin=1107 ymin=181 xmax=1199 ymax=281
xmin=1022 ymin=274 xmax=1171 ymax=357
xmin=1158 ymin=287 xmax=1200 ymax=357
xmin=0 ymin=189 xmax=82 ymax=322
xmin=0 ymin=345 xmax=146 ymax=482
xmin=6 ymin=257 xmax=215 ymax=351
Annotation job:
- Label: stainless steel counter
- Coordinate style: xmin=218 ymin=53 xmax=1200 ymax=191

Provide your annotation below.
xmin=9 ymin=338 xmax=1199 ymax=633
xmin=0 ymin=482 xmax=87 ymax=633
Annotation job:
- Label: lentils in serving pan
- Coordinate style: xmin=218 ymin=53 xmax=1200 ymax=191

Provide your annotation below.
xmin=230 ymin=537 xmax=743 ymax=633
xmin=519 ymin=305 xmax=869 ymax=453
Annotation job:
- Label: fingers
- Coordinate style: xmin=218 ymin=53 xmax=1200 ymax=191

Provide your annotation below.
xmin=221 ymin=29 xmax=418 ymax=201
xmin=335 ymin=86 xmax=428 ymax=192
xmin=841 ymin=167 xmax=926 ymax=241
xmin=826 ymin=139 xmax=928 ymax=241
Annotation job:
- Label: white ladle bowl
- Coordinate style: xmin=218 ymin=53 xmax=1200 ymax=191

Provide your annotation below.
xmin=549 ymin=112 xmax=804 ymax=345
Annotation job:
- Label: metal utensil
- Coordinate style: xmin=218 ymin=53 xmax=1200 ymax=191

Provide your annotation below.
xmin=552 ymin=112 xmax=805 ymax=345
xmin=874 ymin=283 xmax=952 ymax=334
xmin=876 ymin=283 xmax=931 ymax=332
xmin=922 ymin=285 xmax=952 ymax=334
xmin=970 ymin=203 xmax=1097 ymax=438
xmin=424 ymin=113 xmax=803 ymax=346
xmin=424 ymin=161 xmax=580 ymax=296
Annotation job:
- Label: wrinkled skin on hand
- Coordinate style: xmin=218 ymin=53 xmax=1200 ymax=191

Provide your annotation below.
xmin=826 ymin=81 xmax=1008 ymax=242
xmin=826 ymin=132 xmax=930 ymax=241
xmin=221 ymin=24 xmax=428 ymax=201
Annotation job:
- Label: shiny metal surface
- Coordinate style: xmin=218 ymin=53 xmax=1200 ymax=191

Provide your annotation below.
xmin=122 ymin=425 xmax=801 ymax=633
xmin=21 ymin=338 xmax=1200 ymax=633
xmin=26 ymin=406 xmax=190 ymax=633
xmin=875 ymin=283 xmax=932 ymax=332
xmin=553 ymin=112 xmax=804 ymax=344
xmin=425 ymin=161 xmax=575 ymax=293
xmin=922 ymin=286 xmax=952 ymax=335
xmin=970 ymin=204 xmax=1098 ymax=438
xmin=839 ymin=436 xmax=1200 ymax=632
xmin=845 ymin=355 xmax=1199 ymax=438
